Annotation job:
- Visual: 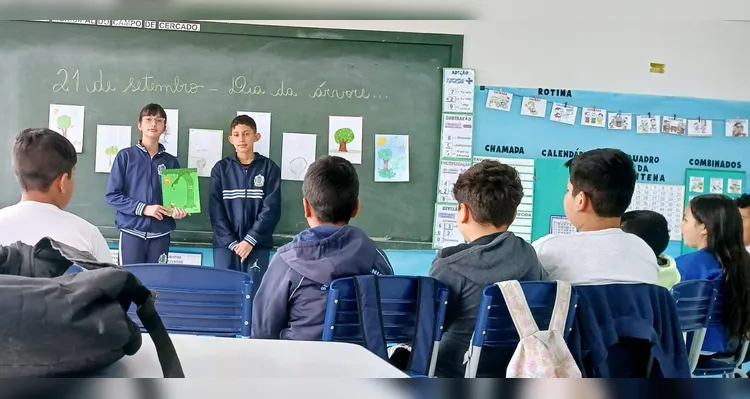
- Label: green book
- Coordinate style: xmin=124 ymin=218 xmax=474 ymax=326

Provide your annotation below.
xmin=161 ymin=168 xmax=201 ymax=214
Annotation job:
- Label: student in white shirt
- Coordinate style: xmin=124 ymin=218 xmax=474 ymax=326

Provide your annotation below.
xmin=735 ymin=194 xmax=750 ymax=253
xmin=0 ymin=128 xmax=112 ymax=263
xmin=532 ymin=148 xmax=659 ymax=285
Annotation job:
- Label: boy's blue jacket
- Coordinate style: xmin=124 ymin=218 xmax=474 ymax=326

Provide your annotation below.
xmin=209 ymin=153 xmax=281 ymax=250
xmin=105 ymin=142 xmax=179 ymax=238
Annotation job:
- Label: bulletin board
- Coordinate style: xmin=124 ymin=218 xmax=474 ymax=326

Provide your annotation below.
xmin=682 ymin=168 xmax=747 ymax=254
xmin=471 ymin=85 xmax=750 ymax=252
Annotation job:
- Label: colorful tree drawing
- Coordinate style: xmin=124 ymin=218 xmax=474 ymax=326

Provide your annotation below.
xmin=104 ymin=146 xmax=119 ymax=168
xmin=170 ymin=170 xmax=196 ymax=209
xmin=334 ymin=127 xmax=355 ymax=152
xmin=57 ymin=114 xmax=72 ymax=137
xmin=377 ymin=148 xmax=396 ymax=179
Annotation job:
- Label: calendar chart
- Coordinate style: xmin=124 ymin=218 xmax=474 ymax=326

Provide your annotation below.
xmin=626 ymin=183 xmax=685 ymax=241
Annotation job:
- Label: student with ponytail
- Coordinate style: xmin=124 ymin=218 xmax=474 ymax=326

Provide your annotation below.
xmin=677 ymin=194 xmax=750 ymax=354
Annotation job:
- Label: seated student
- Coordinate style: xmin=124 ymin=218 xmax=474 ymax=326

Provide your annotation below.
xmin=735 ymin=194 xmax=750 ymax=253
xmin=252 ymin=155 xmax=394 ymax=340
xmin=621 ymin=210 xmax=680 ymax=289
xmin=677 ymin=194 xmax=750 ymax=354
xmin=0 ymin=128 xmax=111 ymax=263
xmin=429 ymin=160 xmax=543 ymax=378
xmin=532 ymin=148 xmax=659 ymax=285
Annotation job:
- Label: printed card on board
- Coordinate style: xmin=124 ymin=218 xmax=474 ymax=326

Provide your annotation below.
xmin=374 ymin=135 xmax=409 ymax=182
xmin=636 ymin=115 xmax=660 ymax=134
xmin=549 ymin=103 xmax=578 ymax=125
xmin=486 ymin=90 xmax=513 ymax=111
xmin=161 ymin=168 xmax=201 ymax=214
xmin=726 ymin=119 xmax=748 ymax=137
xmin=520 ymin=97 xmax=546 ymax=118
xmin=688 ymin=119 xmax=712 ymax=137
xmin=607 ymin=113 xmax=632 ymax=130
xmin=581 ymin=108 xmax=606 ymax=128
xmin=662 ymin=116 xmax=687 ymax=135
xmin=728 ymin=179 xmax=743 ymax=194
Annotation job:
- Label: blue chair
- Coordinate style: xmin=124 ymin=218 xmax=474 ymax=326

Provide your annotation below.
xmin=124 ymin=264 xmax=253 ymax=338
xmin=670 ymin=280 xmax=717 ymax=375
xmin=63 ymin=265 xmax=84 ymax=275
xmin=322 ymin=275 xmax=449 ymax=377
xmin=692 ymin=291 xmax=749 ymax=378
xmin=464 ymin=281 xmax=578 ymax=378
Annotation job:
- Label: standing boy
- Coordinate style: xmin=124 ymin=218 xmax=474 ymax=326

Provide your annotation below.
xmin=105 ymin=103 xmax=187 ymax=265
xmin=209 ymin=114 xmax=281 ymax=283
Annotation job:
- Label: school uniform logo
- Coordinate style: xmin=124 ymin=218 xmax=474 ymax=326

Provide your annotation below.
xmin=158 ymin=253 xmax=168 ymax=264
xmin=253 ymin=174 xmax=265 ymax=187
xmin=157 ymin=164 xmax=166 ymax=175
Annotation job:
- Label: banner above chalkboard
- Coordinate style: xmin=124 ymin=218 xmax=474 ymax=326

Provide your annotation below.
xmin=34 ymin=20 xmax=201 ymax=32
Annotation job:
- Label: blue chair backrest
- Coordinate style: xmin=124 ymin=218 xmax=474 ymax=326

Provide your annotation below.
xmin=322 ymin=275 xmax=449 ymax=376
xmin=124 ymin=264 xmax=253 ymax=338
xmin=63 ymin=265 xmax=84 ymax=275
xmin=670 ymin=279 xmax=717 ymax=332
xmin=472 ymin=281 xmax=578 ymax=348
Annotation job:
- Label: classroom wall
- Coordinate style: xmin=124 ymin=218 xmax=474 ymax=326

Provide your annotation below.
xmin=208 ymin=20 xmax=750 ymax=101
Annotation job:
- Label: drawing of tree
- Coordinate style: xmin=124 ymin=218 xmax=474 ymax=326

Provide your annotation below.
xmin=104 ymin=146 xmax=119 ymax=168
xmin=171 ymin=170 xmax=196 ymax=209
xmin=378 ymin=148 xmax=392 ymax=171
xmin=57 ymin=114 xmax=72 ymax=137
xmin=334 ymin=127 xmax=355 ymax=152
xmin=289 ymin=157 xmax=309 ymax=179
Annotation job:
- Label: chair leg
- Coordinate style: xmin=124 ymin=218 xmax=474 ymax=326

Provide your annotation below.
xmin=735 ymin=369 xmax=748 ymax=378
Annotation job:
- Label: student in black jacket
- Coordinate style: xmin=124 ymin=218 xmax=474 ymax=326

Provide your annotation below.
xmin=429 ymin=160 xmax=543 ymax=378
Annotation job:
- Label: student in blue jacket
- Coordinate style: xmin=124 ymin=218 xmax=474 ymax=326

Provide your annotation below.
xmin=209 ymin=115 xmax=281 ymax=282
xmin=252 ymin=155 xmax=394 ymax=340
xmin=677 ymin=194 xmax=750 ymax=354
xmin=105 ymin=103 xmax=188 ymax=265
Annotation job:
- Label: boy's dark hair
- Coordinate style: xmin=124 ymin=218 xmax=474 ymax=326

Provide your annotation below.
xmin=564 ymin=148 xmax=636 ymax=218
xmin=230 ymin=115 xmax=257 ymax=132
xmin=735 ymin=194 xmax=750 ymax=209
xmin=12 ymin=128 xmax=77 ymax=192
xmin=138 ymin=103 xmax=167 ymax=122
xmin=453 ymin=160 xmax=523 ymax=227
xmin=302 ymin=155 xmax=359 ymax=224
xmin=621 ymin=210 xmax=669 ymax=256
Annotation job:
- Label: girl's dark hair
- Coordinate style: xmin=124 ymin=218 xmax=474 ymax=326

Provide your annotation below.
xmin=690 ymin=194 xmax=750 ymax=339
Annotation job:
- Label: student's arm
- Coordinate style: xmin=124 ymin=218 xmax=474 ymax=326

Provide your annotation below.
xmin=209 ymin=164 xmax=239 ymax=249
xmin=252 ymin=255 xmax=292 ymax=339
xmin=105 ymin=151 xmax=147 ymax=216
xmin=374 ymin=247 xmax=395 ymax=275
xmin=244 ymin=163 xmax=281 ymax=246
xmin=90 ymin=227 xmax=114 ymax=264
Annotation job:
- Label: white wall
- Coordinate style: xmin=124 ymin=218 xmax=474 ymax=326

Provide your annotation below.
xmin=208 ymin=20 xmax=750 ymax=102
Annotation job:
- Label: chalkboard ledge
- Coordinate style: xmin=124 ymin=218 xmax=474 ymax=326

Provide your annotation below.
xmin=100 ymin=227 xmax=434 ymax=250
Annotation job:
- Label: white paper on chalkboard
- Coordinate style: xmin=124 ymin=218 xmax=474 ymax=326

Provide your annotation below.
xmin=49 ymin=104 xmax=85 ymax=153
xmin=160 ymin=108 xmax=179 ymax=156
xmin=188 ymin=129 xmax=223 ymax=177
xmin=95 ymin=125 xmax=132 ymax=173
xmin=237 ymin=111 xmax=272 ymax=158
xmin=329 ymin=116 xmax=363 ymax=164
xmin=282 ymin=133 xmax=317 ymax=181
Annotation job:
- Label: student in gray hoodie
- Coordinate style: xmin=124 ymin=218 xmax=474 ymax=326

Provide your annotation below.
xmin=252 ymin=155 xmax=394 ymax=341
xmin=429 ymin=160 xmax=543 ymax=378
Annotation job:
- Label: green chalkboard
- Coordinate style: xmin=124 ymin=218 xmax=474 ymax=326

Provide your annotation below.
xmin=0 ymin=20 xmax=462 ymax=249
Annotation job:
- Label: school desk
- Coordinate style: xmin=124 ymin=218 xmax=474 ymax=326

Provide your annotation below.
xmin=100 ymin=333 xmax=408 ymax=378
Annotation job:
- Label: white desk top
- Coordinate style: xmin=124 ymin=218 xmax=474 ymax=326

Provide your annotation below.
xmin=100 ymin=333 xmax=408 ymax=378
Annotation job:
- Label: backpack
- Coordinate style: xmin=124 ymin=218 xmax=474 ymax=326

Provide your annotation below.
xmin=0 ymin=237 xmax=183 ymax=377
xmin=499 ymin=280 xmax=581 ymax=378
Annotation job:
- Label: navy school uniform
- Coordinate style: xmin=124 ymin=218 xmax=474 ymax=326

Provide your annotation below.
xmin=209 ymin=153 xmax=281 ymax=285
xmin=105 ymin=142 xmax=179 ymax=265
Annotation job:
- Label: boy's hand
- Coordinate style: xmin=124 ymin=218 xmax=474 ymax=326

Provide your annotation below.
xmin=170 ymin=207 xmax=188 ymax=220
xmin=234 ymin=241 xmax=254 ymax=262
xmin=143 ymin=205 xmax=170 ymax=221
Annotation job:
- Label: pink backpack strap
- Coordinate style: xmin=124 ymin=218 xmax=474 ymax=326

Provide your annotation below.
xmin=548 ymin=281 xmax=573 ymax=333
xmin=497 ymin=281 xmax=539 ymax=338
